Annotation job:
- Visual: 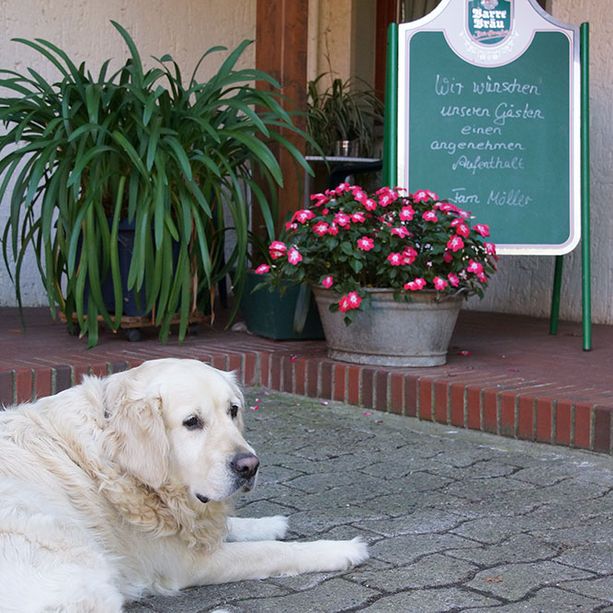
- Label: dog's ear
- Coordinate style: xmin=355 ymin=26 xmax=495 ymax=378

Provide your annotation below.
xmin=102 ymin=372 xmax=169 ymax=489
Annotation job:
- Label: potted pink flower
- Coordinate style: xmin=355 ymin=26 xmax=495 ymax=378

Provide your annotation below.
xmin=256 ymin=183 xmax=497 ymax=366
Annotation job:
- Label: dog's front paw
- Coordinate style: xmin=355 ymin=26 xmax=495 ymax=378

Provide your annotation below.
xmin=304 ymin=538 xmax=369 ymax=573
xmin=259 ymin=515 xmax=289 ymax=540
xmin=339 ymin=537 xmax=369 ymax=569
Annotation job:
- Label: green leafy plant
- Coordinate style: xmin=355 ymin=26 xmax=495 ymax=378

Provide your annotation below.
xmin=255 ymin=183 xmax=497 ymax=324
xmin=0 ymin=21 xmax=311 ymax=346
xmin=306 ymin=74 xmax=383 ymax=157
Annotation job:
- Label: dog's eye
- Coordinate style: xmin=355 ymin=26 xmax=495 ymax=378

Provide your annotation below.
xmin=229 ymin=404 xmax=240 ymax=419
xmin=182 ymin=415 xmax=204 ymax=430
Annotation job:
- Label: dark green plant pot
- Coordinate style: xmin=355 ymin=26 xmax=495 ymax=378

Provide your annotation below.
xmin=241 ymin=272 xmax=324 ymax=340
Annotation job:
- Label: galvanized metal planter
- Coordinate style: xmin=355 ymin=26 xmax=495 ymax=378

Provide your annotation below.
xmin=312 ymin=288 xmax=462 ymax=367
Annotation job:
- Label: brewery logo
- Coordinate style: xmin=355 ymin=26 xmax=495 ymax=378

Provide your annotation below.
xmin=468 ymin=0 xmax=512 ymax=46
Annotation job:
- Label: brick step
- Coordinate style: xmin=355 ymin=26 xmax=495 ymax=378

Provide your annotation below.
xmin=1 ymin=346 xmax=610 ymax=455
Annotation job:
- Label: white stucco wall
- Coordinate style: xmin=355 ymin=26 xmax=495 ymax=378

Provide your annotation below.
xmin=2 ymin=0 xmax=611 ymax=324
xmin=466 ymin=0 xmax=613 ymax=324
xmin=0 ymin=0 xmax=255 ymax=306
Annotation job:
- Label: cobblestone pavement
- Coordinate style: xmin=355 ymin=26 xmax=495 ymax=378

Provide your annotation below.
xmin=128 ymin=390 xmax=613 ymax=613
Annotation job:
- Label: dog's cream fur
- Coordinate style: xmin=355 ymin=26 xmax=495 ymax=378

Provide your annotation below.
xmin=0 ymin=358 xmax=368 ymax=612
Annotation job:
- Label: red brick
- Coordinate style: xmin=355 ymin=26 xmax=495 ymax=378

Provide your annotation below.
xmin=466 ymin=385 xmax=481 ymax=430
xmin=270 ymin=354 xmax=282 ymax=391
xmin=347 ymin=366 xmax=360 ymax=406
xmin=320 ymin=361 xmax=333 ymax=399
xmin=34 ymin=368 xmax=52 ymax=400
xmin=555 ymin=400 xmax=572 ymax=446
xmin=389 ymin=373 xmax=404 ymax=415
xmin=574 ymin=403 xmax=591 ymax=449
xmin=517 ymin=396 xmax=535 ymax=440
xmin=333 ymin=364 xmax=346 ymax=402
xmin=536 ymin=399 xmax=553 ymax=443
xmin=593 ymin=407 xmax=611 ymax=453
xmin=375 ymin=371 xmax=389 ymax=412
xmin=450 ymin=383 xmax=465 ymax=427
xmin=418 ymin=379 xmax=433 ymax=421
xmin=227 ymin=353 xmax=242 ymax=375
xmin=54 ymin=365 xmax=72 ymax=393
xmin=433 ymin=380 xmax=449 ymax=424
xmin=211 ymin=354 xmax=227 ymax=372
xmin=361 ymin=369 xmax=375 ymax=408
xmin=282 ymin=356 xmax=294 ymax=393
xmin=243 ymin=353 xmax=257 ymax=386
xmin=73 ymin=365 xmax=89 ymax=386
xmin=89 ymin=363 xmax=108 ymax=378
xmin=259 ymin=352 xmax=270 ymax=388
xmin=405 ymin=376 xmax=418 ymax=417
xmin=306 ymin=360 xmax=319 ymax=397
xmin=499 ymin=392 xmax=516 ymax=437
xmin=482 ymin=389 xmax=498 ymax=434
xmin=15 ymin=368 xmax=33 ymax=403
xmin=0 ymin=371 xmax=13 ymax=407
xmin=294 ymin=359 xmax=307 ymax=396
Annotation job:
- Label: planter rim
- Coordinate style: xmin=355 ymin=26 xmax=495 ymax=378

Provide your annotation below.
xmin=312 ymin=286 xmax=466 ymax=302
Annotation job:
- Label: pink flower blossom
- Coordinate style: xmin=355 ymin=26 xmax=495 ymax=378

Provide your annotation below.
xmin=387 ymin=252 xmax=403 ymax=266
xmin=485 ymin=242 xmax=497 ymax=256
xmin=287 ymin=247 xmax=302 ymax=265
xmin=376 ymin=187 xmax=399 ymax=207
xmin=474 ymin=223 xmax=490 ymax=237
xmin=357 ymin=237 xmax=375 ymax=251
xmin=363 ymin=198 xmax=378 ymax=211
xmin=391 ymin=226 xmax=410 ymax=238
xmin=310 ymin=193 xmax=329 ymax=207
xmin=403 ymin=277 xmax=427 ymax=291
xmin=312 ymin=222 xmax=329 ymax=237
xmin=285 ymin=222 xmax=298 ymax=232
xmin=413 ymin=189 xmax=438 ymax=203
xmin=328 ymin=223 xmax=339 ymax=236
xmin=402 ymin=246 xmax=418 ymax=265
xmin=436 ymin=201 xmax=461 ymax=214
xmin=269 ymin=240 xmax=287 ymax=259
xmin=433 ymin=276 xmax=448 ymax=291
xmin=334 ymin=182 xmax=352 ymax=195
xmin=292 ymin=209 xmax=315 ymax=224
xmin=466 ymin=259 xmax=484 ymax=275
xmin=422 ymin=210 xmax=438 ymax=222
xmin=338 ymin=291 xmax=362 ymax=312
xmin=254 ymin=264 xmax=270 ymax=274
xmin=443 ymin=251 xmax=453 ymax=263
xmin=476 ymin=272 xmax=488 ymax=283
xmin=447 ymin=272 xmax=460 ymax=287
xmin=399 ymin=205 xmax=415 ymax=221
xmin=447 ymin=235 xmax=465 ymax=252
xmin=376 ymin=186 xmax=398 ymax=197
xmin=334 ymin=212 xmax=351 ymax=228
xmin=455 ymin=223 xmax=470 ymax=238
xmin=352 ymin=187 xmax=368 ymax=204
xmin=351 ymin=211 xmax=366 ymax=223
xmin=321 ymin=275 xmax=334 ymax=289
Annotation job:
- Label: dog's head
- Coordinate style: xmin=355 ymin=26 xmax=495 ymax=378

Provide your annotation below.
xmin=101 ymin=358 xmax=258 ymax=504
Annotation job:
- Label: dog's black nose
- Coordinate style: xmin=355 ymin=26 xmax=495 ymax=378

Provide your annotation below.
xmin=231 ymin=452 xmax=260 ymax=480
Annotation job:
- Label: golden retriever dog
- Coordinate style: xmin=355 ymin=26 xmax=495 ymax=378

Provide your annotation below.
xmin=0 ymin=358 xmax=368 ymax=612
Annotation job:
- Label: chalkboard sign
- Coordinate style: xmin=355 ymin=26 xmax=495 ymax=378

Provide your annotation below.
xmin=396 ymin=0 xmax=581 ymax=255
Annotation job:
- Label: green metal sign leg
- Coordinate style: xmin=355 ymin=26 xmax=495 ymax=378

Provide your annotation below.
xmin=549 ymin=255 xmax=563 ymax=335
xmin=581 ymin=23 xmax=591 ymax=351
xmin=383 ymin=22 xmax=398 ymax=187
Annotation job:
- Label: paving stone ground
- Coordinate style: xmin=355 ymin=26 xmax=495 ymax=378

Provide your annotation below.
xmin=128 ymin=390 xmax=613 ymax=613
